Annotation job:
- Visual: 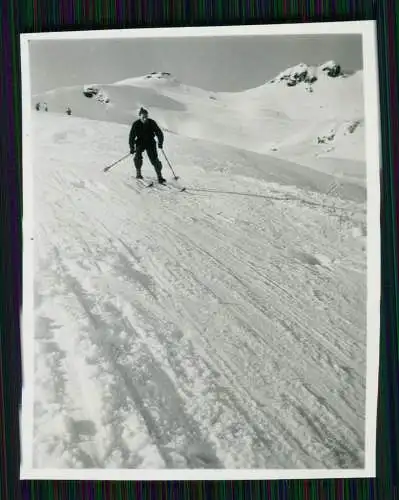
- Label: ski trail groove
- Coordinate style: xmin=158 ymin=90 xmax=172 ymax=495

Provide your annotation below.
xmin=51 ymin=247 xmax=224 ymax=468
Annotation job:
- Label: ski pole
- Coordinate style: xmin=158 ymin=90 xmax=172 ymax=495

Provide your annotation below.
xmin=103 ymin=152 xmax=131 ymax=173
xmin=161 ymin=149 xmax=179 ymax=180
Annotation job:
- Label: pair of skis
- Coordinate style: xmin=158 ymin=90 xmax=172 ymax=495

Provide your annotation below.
xmin=136 ymin=177 xmax=186 ymax=192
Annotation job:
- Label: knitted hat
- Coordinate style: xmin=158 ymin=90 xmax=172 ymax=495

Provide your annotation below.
xmin=139 ymin=107 xmax=148 ymax=116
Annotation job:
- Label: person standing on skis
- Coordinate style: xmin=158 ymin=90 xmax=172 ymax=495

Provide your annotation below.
xmin=129 ymin=107 xmax=166 ymax=184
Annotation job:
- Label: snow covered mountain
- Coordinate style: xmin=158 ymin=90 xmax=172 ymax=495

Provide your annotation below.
xmin=32 ymin=61 xmax=365 ymax=176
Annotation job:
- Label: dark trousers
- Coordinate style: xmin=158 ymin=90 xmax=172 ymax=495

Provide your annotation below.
xmin=134 ymin=144 xmax=163 ymax=178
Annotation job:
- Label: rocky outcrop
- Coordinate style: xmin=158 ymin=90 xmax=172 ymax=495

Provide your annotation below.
xmin=269 ymin=60 xmax=346 ymax=88
xmin=82 ymin=85 xmax=110 ymax=103
xmin=143 ymin=72 xmax=178 ymax=83
xmin=320 ymin=60 xmax=342 ymax=78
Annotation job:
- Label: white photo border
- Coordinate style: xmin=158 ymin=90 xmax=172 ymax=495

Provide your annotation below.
xmin=19 ymin=20 xmax=381 ymax=481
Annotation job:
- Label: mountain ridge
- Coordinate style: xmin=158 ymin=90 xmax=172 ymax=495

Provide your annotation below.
xmin=31 ymin=60 xmax=365 ymax=166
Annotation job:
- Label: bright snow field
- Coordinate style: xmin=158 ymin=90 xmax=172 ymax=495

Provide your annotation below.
xmin=31 ymin=64 xmax=367 ymax=470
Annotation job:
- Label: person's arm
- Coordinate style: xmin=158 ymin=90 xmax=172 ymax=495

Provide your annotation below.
xmin=153 ymin=121 xmax=164 ymax=148
xmin=129 ymin=122 xmax=137 ymax=152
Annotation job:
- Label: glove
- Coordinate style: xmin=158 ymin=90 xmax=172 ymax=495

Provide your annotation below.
xmin=130 ymin=145 xmax=136 ymax=154
xmin=158 ymin=143 xmax=163 ymax=149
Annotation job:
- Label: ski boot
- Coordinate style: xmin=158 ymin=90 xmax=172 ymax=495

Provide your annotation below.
xmin=136 ymin=169 xmax=143 ymax=180
xmin=155 ymin=161 xmax=166 ymax=184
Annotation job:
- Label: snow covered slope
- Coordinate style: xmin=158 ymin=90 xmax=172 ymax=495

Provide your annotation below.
xmin=32 ymin=62 xmax=365 ymax=171
xmin=32 ymin=112 xmax=367 ymax=469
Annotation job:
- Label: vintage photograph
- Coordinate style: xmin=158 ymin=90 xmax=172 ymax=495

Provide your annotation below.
xmin=21 ymin=23 xmax=380 ymax=477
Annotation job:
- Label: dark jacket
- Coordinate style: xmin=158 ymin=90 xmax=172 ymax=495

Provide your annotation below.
xmin=129 ymin=118 xmax=164 ymax=151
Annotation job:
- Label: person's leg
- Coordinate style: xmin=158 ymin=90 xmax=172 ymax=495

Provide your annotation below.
xmin=147 ymin=145 xmax=165 ymax=183
xmin=133 ymin=148 xmax=144 ymax=178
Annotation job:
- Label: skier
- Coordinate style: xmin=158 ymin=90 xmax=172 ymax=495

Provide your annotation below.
xmin=66 ymin=106 xmax=71 ymax=116
xmin=129 ymin=107 xmax=166 ymax=183
xmin=35 ymin=102 xmax=40 ymax=111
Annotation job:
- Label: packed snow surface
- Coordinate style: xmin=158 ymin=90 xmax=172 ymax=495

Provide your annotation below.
xmin=31 ymin=63 xmax=367 ymax=470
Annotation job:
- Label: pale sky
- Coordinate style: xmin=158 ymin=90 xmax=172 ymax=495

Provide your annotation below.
xmin=29 ymin=34 xmax=363 ymax=94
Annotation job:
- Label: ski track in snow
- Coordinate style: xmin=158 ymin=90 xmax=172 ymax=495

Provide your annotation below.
xmin=32 ymin=113 xmax=367 ymax=469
